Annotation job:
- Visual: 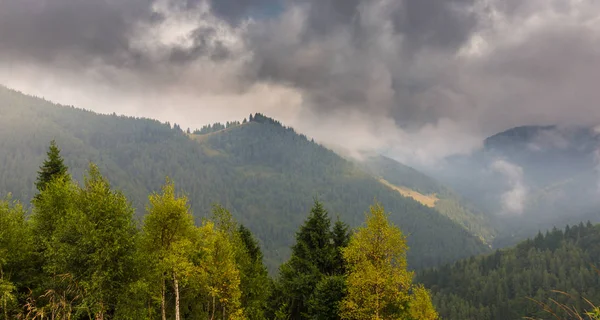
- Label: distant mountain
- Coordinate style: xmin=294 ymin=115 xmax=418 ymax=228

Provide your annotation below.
xmin=419 ymin=221 xmax=600 ymax=320
xmin=433 ymin=125 xmax=600 ymax=248
xmin=359 ymin=155 xmax=496 ymax=245
xmin=0 ymin=86 xmax=489 ymax=272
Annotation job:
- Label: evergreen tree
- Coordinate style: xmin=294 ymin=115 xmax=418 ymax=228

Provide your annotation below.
xmin=35 ymin=140 xmax=69 ymax=193
xmin=238 ymin=225 xmax=271 ymax=320
xmin=332 ymin=218 xmax=351 ymax=275
xmin=340 ymin=202 xmax=437 ymax=320
xmin=275 ymin=200 xmax=342 ymax=319
xmin=307 ymin=275 xmax=347 ymax=320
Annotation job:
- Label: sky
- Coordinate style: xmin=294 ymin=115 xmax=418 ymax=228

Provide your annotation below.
xmin=1 ymin=0 xmax=600 ymax=166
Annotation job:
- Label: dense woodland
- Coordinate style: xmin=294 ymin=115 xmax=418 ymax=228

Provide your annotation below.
xmin=0 ymin=86 xmax=489 ymax=271
xmin=0 ymin=141 xmax=437 ymax=319
xmin=2 ymin=86 xmax=600 ymax=319
xmin=419 ymin=223 xmax=600 ymax=319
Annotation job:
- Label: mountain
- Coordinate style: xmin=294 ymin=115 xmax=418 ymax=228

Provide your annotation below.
xmin=0 ymin=86 xmax=489 ymax=271
xmin=432 ymin=125 xmax=600 ymax=248
xmin=359 ymin=155 xmax=496 ymax=245
xmin=419 ymin=221 xmax=600 ymax=320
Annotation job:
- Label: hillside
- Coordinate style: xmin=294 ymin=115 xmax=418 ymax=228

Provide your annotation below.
xmin=431 ymin=125 xmax=600 ymax=248
xmin=360 ymin=155 xmax=497 ymax=245
xmin=419 ymin=222 xmax=600 ymax=320
xmin=0 ymin=86 xmax=489 ymax=271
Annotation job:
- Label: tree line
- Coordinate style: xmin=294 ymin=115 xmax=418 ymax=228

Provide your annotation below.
xmin=0 ymin=141 xmax=438 ymax=319
xmin=0 ymin=86 xmax=490 ymax=272
xmin=419 ymin=222 xmax=600 ymax=319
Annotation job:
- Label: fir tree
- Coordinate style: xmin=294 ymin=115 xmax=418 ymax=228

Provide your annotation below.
xmin=238 ymin=224 xmax=271 ymax=320
xmin=332 ymin=218 xmax=351 ymax=275
xmin=275 ymin=200 xmax=339 ymax=319
xmin=35 ymin=140 xmax=69 ymax=193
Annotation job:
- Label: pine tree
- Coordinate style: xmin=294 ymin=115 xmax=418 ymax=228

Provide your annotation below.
xmin=332 ymin=218 xmax=351 ymax=275
xmin=276 ymin=200 xmax=336 ymax=319
xmin=35 ymin=140 xmax=69 ymax=193
xmin=340 ymin=202 xmax=437 ymax=320
xmin=238 ymin=225 xmax=271 ymax=320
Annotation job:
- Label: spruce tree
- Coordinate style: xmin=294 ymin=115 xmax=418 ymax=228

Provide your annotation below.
xmin=331 ymin=218 xmax=351 ymax=275
xmin=238 ymin=225 xmax=271 ymax=319
xmin=35 ymin=140 xmax=69 ymax=193
xmin=275 ymin=200 xmax=337 ymax=319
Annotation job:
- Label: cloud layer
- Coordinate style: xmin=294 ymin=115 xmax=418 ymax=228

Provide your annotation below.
xmin=1 ymin=0 xmax=600 ymax=165
xmin=491 ymin=159 xmax=528 ymax=215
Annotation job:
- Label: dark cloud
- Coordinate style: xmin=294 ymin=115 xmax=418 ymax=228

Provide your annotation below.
xmin=0 ymin=0 xmax=158 ymax=66
xmin=208 ymin=0 xmax=281 ymax=23
xmin=1 ymin=0 xmax=600 ymax=163
xmin=168 ymin=27 xmax=232 ymax=63
xmin=392 ymin=0 xmax=478 ymax=51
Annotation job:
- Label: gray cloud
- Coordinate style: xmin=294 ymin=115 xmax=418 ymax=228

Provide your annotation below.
xmin=0 ymin=0 xmax=158 ymax=67
xmin=1 ymin=0 xmax=600 ymax=165
xmin=490 ymin=159 xmax=528 ymax=215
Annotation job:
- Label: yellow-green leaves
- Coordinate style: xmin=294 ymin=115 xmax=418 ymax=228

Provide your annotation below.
xmin=340 ymin=203 xmax=438 ymax=320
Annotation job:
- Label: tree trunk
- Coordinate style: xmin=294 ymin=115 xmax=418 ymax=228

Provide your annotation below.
xmin=161 ymin=278 xmax=167 ymax=320
xmin=95 ymin=302 xmax=104 ymax=320
xmin=174 ymin=274 xmax=180 ymax=320
xmin=210 ymin=295 xmax=216 ymax=320
xmin=1 ymin=269 xmax=6 ymax=320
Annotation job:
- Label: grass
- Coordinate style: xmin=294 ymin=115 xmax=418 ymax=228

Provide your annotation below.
xmin=378 ymin=178 xmax=439 ymax=208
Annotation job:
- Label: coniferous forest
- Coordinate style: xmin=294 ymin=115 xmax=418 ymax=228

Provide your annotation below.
xmin=0 ymin=141 xmax=438 ymax=319
xmin=1 ymin=87 xmax=600 ymax=319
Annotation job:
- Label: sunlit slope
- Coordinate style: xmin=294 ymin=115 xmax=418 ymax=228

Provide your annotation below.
xmin=361 ymin=155 xmax=497 ymax=245
xmin=0 ymin=85 xmax=490 ymax=271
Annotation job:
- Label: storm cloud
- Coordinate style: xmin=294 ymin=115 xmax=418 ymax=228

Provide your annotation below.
xmin=1 ymin=0 xmax=600 ymax=165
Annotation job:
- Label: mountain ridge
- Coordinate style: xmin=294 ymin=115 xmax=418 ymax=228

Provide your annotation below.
xmin=0 ymin=85 xmax=490 ymax=272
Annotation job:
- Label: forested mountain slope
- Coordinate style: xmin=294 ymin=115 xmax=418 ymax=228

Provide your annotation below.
xmin=0 ymin=86 xmax=489 ymax=271
xmin=419 ymin=222 xmax=600 ymax=320
xmin=435 ymin=125 xmax=600 ymax=248
xmin=360 ymin=155 xmax=496 ymax=245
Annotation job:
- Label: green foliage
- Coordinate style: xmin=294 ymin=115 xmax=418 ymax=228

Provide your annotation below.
xmin=274 ymin=200 xmax=351 ymax=320
xmin=419 ymin=222 xmax=600 ymax=320
xmin=0 ymin=86 xmax=489 ymax=272
xmin=34 ymin=140 xmax=69 ymax=193
xmin=0 ymin=196 xmax=33 ymax=318
xmin=307 ymin=275 xmax=347 ymax=320
xmin=193 ymin=121 xmax=241 ymax=134
xmin=141 ymin=177 xmax=197 ymax=319
xmin=340 ymin=202 xmax=437 ymax=320
xmin=27 ymin=163 xmax=138 ymax=319
xmin=211 ymin=206 xmax=271 ymax=320
xmin=237 ymin=225 xmax=271 ymax=320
